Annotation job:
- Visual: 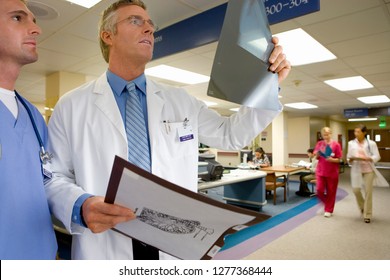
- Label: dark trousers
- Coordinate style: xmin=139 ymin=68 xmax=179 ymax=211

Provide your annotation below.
xmin=297 ymin=173 xmax=315 ymax=195
xmin=132 ymin=239 xmax=159 ymax=260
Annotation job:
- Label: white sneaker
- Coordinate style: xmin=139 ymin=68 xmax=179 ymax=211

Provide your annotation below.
xmin=324 ymin=212 xmax=332 ymax=218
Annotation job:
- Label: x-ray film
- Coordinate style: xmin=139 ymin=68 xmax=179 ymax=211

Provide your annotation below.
xmin=208 ymin=0 xmax=280 ymax=111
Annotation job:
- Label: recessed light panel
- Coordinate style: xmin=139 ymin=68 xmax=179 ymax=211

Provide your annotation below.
xmin=274 ymin=28 xmax=337 ymax=66
xmin=348 ymin=118 xmax=378 ymax=122
xmin=325 ymin=76 xmax=374 ymax=91
xmin=145 ymin=65 xmax=210 ymax=85
xmin=284 ymin=102 xmax=318 ymax=109
xmin=357 ymin=95 xmax=390 ymax=104
xmin=66 ymin=0 xmax=101 ymax=9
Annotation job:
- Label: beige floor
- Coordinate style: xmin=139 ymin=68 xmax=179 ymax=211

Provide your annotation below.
xmin=245 ymin=169 xmax=390 ymax=260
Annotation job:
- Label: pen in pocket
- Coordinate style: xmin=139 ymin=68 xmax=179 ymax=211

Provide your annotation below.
xmin=163 ymin=120 xmax=171 ymax=134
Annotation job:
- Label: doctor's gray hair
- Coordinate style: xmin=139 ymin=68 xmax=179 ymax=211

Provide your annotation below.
xmin=99 ymin=0 xmax=147 ymax=63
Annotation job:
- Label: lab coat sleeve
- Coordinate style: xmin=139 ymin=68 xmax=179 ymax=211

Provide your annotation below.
xmin=197 ymin=102 xmax=282 ymax=150
xmin=45 ymin=103 xmax=87 ymax=234
xmin=369 ymin=141 xmax=381 ymax=163
xmin=346 ymin=140 xmax=353 ymax=161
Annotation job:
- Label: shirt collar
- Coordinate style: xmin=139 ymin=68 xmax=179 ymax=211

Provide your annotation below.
xmin=106 ymin=69 xmax=147 ymax=96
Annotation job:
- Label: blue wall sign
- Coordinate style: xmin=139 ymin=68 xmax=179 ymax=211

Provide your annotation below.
xmin=344 ymin=108 xmax=369 ymax=118
xmin=153 ymin=4 xmax=227 ymax=60
xmin=265 ymin=0 xmax=320 ymax=25
xmin=153 ymin=0 xmax=320 ymax=60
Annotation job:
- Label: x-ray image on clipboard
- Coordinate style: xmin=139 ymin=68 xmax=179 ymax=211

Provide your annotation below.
xmin=208 ymin=0 xmax=280 ymax=111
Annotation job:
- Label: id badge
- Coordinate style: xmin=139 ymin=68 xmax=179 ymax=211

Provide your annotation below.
xmin=42 ymin=161 xmax=53 ymax=179
xmin=40 ymin=151 xmax=53 ymax=179
xmin=178 ymin=125 xmax=194 ymax=142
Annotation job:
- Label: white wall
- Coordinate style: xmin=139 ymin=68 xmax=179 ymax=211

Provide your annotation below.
xmin=329 ymin=120 xmax=347 ymax=159
xmin=286 ymin=117 xmax=310 ymax=163
xmin=310 ymin=117 xmax=327 ymax=148
xmin=288 ymin=117 xmax=310 ymax=154
xmin=257 ymin=123 xmax=272 ymax=154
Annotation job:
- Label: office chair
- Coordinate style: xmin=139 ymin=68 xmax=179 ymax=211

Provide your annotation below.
xmin=265 ymin=172 xmax=287 ymax=205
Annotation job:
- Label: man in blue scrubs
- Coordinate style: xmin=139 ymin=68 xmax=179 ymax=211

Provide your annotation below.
xmin=0 ymin=0 xmax=57 ymax=259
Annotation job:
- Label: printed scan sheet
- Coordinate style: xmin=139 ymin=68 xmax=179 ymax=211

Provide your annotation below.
xmin=105 ymin=156 xmax=269 ymax=259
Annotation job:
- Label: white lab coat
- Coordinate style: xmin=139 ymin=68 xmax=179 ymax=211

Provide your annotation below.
xmin=347 ymin=139 xmax=388 ymax=188
xmin=45 ymin=72 xmax=282 ymax=259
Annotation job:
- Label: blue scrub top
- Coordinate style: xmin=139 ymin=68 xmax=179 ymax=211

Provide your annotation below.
xmin=0 ymin=95 xmax=57 ymax=259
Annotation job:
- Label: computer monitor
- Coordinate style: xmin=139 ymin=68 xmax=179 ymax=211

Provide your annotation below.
xmin=240 ymin=150 xmax=253 ymax=163
xmin=198 ymin=154 xmax=224 ymax=181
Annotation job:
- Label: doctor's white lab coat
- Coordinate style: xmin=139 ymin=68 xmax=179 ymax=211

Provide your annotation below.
xmin=45 ymin=72 xmax=282 ymax=259
xmin=347 ymin=139 xmax=388 ymax=189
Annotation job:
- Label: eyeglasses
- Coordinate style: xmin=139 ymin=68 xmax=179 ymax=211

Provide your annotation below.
xmin=116 ymin=15 xmax=158 ymax=32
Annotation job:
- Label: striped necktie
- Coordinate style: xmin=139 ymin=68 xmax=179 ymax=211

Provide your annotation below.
xmin=126 ymin=82 xmax=158 ymax=259
xmin=125 ymin=82 xmax=151 ymax=172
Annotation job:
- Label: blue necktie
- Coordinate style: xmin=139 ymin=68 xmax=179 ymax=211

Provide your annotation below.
xmin=125 ymin=82 xmax=151 ymax=172
xmin=126 ymin=83 xmax=158 ymax=259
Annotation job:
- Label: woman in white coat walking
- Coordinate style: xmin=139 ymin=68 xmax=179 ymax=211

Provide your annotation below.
xmin=347 ymin=124 xmax=381 ymax=223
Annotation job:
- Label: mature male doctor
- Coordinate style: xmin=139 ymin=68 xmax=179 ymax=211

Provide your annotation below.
xmin=46 ymin=0 xmax=291 ymax=260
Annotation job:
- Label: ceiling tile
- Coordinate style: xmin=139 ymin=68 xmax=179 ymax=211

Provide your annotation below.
xmin=26 ymin=48 xmax=82 ymax=72
xmin=294 ymin=0 xmax=381 ymax=25
xmin=39 ymin=33 xmax=101 ymax=58
xmin=305 ymin=7 xmax=390 ymax=44
xmin=328 ymin=31 xmax=390 ymax=58
xmin=62 ymin=12 xmax=101 ymax=42
xmin=344 ymin=49 xmax=390 ymax=68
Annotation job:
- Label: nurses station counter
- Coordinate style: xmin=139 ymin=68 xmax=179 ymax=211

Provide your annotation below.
xmin=198 ymin=169 xmax=267 ymax=210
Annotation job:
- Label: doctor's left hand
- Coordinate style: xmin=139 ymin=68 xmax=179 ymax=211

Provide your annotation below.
xmin=269 ymin=37 xmax=291 ymax=83
xmin=81 ymin=196 xmax=136 ymax=233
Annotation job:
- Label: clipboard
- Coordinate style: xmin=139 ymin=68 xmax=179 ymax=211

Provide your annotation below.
xmin=207 ymin=0 xmax=280 ymax=111
xmin=318 ymin=145 xmax=333 ymax=158
xmin=105 ymin=156 xmax=270 ymax=260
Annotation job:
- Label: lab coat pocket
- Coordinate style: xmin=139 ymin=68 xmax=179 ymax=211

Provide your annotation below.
xmin=158 ymin=121 xmax=197 ymax=159
xmin=373 ymin=169 xmax=389 ymax=187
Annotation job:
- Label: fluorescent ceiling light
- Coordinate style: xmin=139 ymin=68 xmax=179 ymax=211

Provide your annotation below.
xmin=65 ymin=0 xmax=101 ymax=8
xmin=348 ymin=118 xmax=378 ymax=122
xmin=204 ymin=101 xmax=218 ymax=107
xmin=357 ymin=95 xmax=390 ymax=104
xmin=145 ymin=65 xmax=210 ymax=85
xmin=274 ymin=28 xmax=336 ymax=66
xmin=325 ymin=76 xmax=374 ymax=91
xmin=284 ymin=102 xmax=318 ymax=109
xmin=230 ymin=108 xmax=240 ymax=112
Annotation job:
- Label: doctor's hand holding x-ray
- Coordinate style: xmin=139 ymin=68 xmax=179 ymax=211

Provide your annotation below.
xmin=269 ymin=37 xmax=291 ymax=83
xmin=45 ymin=0 xmax=291 ymax=259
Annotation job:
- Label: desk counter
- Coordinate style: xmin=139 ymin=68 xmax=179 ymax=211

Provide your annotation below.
xmin=198 ymin=169 xmax=267 ymax=210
